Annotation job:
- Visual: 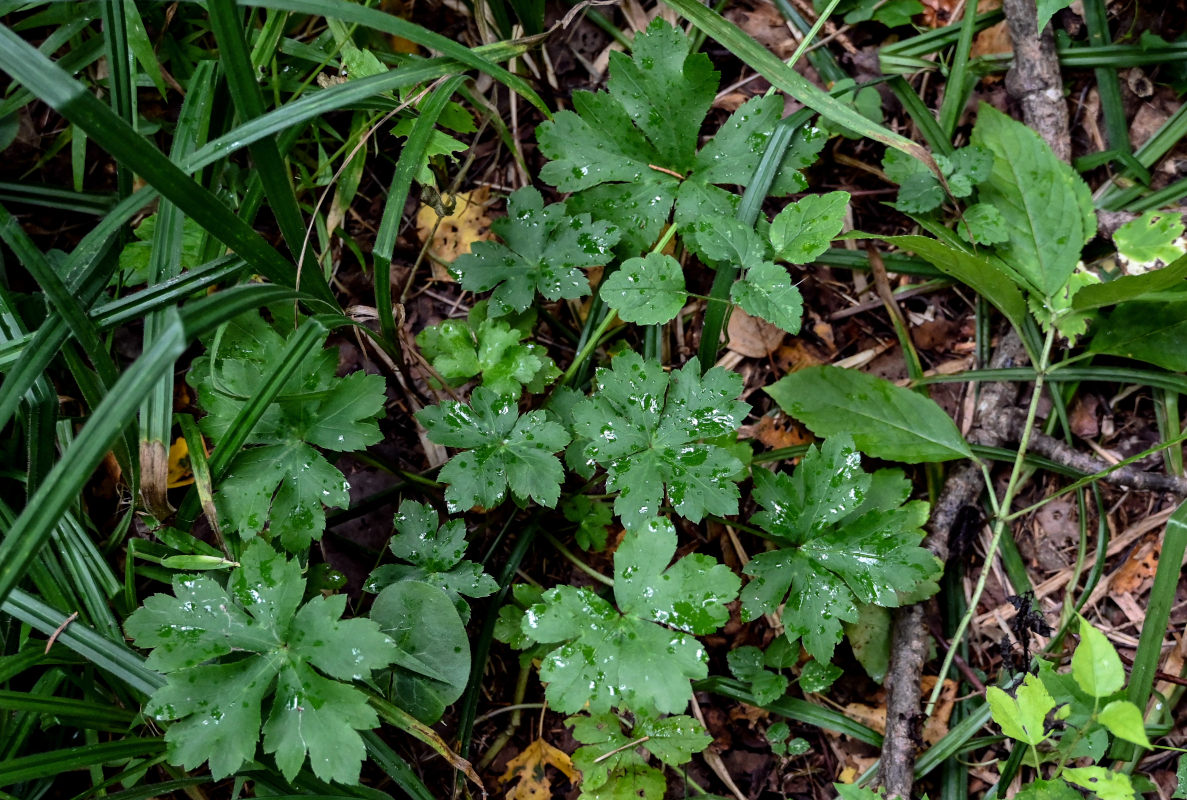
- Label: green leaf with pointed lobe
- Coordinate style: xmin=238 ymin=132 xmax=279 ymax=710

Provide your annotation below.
xmin=126 ymin=541 xmax=398 ymax=784
xmin=1089 ymin=299 xmax=1187 ymax=370
xmin=765 ymin=365 xmax=971 ymax=463
xmin=600 ymin=252 xmax=688 ymax=324
xmin=987 ymin=672 xmax=1054 ymax=746
xmin=1115 ymin=211 xmax=1185 ymax=264
xmin=770 ymin=191 xmax=850 ymax=264
xmin=971 ymin=103 xmax=1096 ymax=298
xmin=521 ymin=518 xmax=738 ymax=714
xmin=416 ymin=386 xmax=570 ymax=512
xmin=449 ymin=186 xmax=620 ymax=316
xmin=572 ymin=352 xmax=749 ymax=530
xmin=741 ymin=436 xmax=935 ymax=662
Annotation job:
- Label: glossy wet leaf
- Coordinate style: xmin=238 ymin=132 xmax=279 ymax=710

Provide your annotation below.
xmin=727 ymin=646 xmax=788 ymax=705
xmin=600 ymin=252 xmax=688 ymax=324
xmin=365 ymin=499 xmax=496 ymax=622
xmin=521 ymin=519 xmax=738 ymax=714
xmin=799 ymin=659 xmax=842 ymax=693
xmin=188 ymin=312 xmax=385 ymax=551
xmin=740 ymin=436 xmax=936 ymax=662
xmin=449 ymin=186 xmax=620 ymax=316
xmin=570 ymin=711 xmax=706 ymax=798
xmin=416 ymin=385 xmax=571 ymax=512
xmin=370 ymin=581 xmax=471 ymax=724
xmin=971 ymin=103 xmax=1096 ymax=298
xmin=125 ymin=541 xmax=398 ymax=783
xmin=730 ymin=259 xmax=804 ymax=335
xmin=769 ymin=191 xmax=850 ymax=264
xmin=765 ymin=365 xmax=973 ymax=463
xmin=537 ymin=20 xmax=821 ymax=253
xmin=416 ymin=311 xmax=558 ymax=398
xmin=571 ymin=351 xmax=749 ymax=530
xmin=987 ymin=672 xmax=1054 ymax=746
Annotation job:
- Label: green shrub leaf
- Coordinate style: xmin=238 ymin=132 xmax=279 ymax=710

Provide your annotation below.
xmin=600 ymin=252 xmax=688 ymax=324
xmin=765 ymin=365 xmax=972 ymax=462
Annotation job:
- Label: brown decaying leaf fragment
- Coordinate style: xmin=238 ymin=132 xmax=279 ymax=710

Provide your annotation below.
xmin=415 ymin=186 xmax=495 ymax=280
xmin=499 ymin=738 xmax=580 ymax=800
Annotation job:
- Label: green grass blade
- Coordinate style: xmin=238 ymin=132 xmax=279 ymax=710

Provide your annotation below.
xmin=0 ymin=26 xmax=337 ymax=308
xmin=0 ymin=739 xmax=165 ymax=784
xmin=662 ymin=0 xmax=940 ymax=174
xmin=122 ymin=1 xmax=168 ymax=98
xmin=99 ymin=0 xmax=135 ymax=202
xmin=697 ymin=677 xmax=883 ymax=745
xmin=888 ymin=76 xmax=952 ymax=155
xmin=937 ymin=2 xmax=979 ymax=138
xmin=0 ymin=181 xmax=115 ymax=214
xmin=0 ymin=690 xmax=136 ymax=731
xmin=1083 ymin=0 xmax=1132 ymax=175
xmin=209 ymin=0 xmax=311 ymax=264
xmin=373 ymin=75 xmax=466 ymax=345
xmin=360 ymin=731 xmax=436 ymax=800
xmin=2 ymin=588 xmax=164 ymax=695
xmin=0 ymin=311 xmax=186 ymax=609
xmin=242 ymin=0 xmax=549 ymax=116
xmin=1117 ymin=500 xmax=1187 ymax=760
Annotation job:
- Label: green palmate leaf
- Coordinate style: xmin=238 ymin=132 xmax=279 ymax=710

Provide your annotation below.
xmin=799 ymin=659 xmax=842 ymax=693
xmin=727 ymin=646 xmax=789 ymax=705
xmin=570 ymin=710 xmax=710 ymax=797
xmin=416 ymin=307 xmax=559 ymax=399
xmin=562 ymin=495 xmax=613 ymax=551
xmin=571 ymin=352 xmax=749 ymax=530
xmin=1114 ymin=210 xmax=1186 ymax=264
xmin=599 ymin=252 xmax=688 ymax=324
xmin=1099 ymin=700 xmax=1152 ymax=748
xmin=770 ymin=191 xmax=850 ymax=264
xmin=416 ymin=385 xmax=570 ymax=512
xmin=365 ymin=499 xmax=497 ymax=622
xmin=740 ymin=436 xmax=936 ymax=662
xmin=449 ymin=186 xmax=620 ymax=315
xmin=538 ymin=19 xmax=823 ymax=253
xmin=125 ymin=541 xmax=397 ymax=784
xmin=1089 ymin=299 xmax=1187 ymax=370
xmin=971 ymin=103 xmax=1096 ymax=298
xmin=1063 ymin=766 xmax=1136 ymax=800
xmin=1072 ymin=615 xmax=1125 ymax=698
xmin=987 ymin=672 xmax=1054 ymax=747
xmin=369 ymin=580 xmax=471 ymax=724
xmin=188 ymin=312 xmax=386 ymax=551
xmin=765 ymin=365 xmax=972 ymax=463
xmin=521 ymin=518 xmax=739 ymax=714
xmin=1036 ymin=0 xmax=1074 ymax=32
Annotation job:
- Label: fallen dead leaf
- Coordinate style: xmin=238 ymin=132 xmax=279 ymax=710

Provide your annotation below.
xmin=724 ymin=1 xmax=796 ymax=60
xmin=1113 ymin=536 xmax=1160 ymax=595
xmin=971 ymin=22 xmax=1012 ymax=57
xmin=500 ymin=738 xmax=579 ymax=800
xmin=842 ymin=676 xmax=955 ymax=746
xmin=1069 ymin=394 xmax=1102 ymax=439
xmin=772 ymin=338 xmax=827 ymax=374
xmin=415 ymin=186 xmax=494 ymax=280
xmin=740 ymin=413 xmax=813 ymax=450
xmin=727 ymin=308 xmax=785 ymax=357
xmin=166 ymin=437 xmax=196 ymax=488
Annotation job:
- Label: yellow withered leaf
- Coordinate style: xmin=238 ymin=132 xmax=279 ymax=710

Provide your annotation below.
xmin=499 ymin=737 xmax=579 ymax=800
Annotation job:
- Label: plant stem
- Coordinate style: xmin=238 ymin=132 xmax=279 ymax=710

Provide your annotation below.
xmin=559 ymin=309 xmax=618 ymax=387
xmin=543 ymin=531 xmax=614 ymax=587
xmin=926 ymin=326 xmax=1057 ymax=715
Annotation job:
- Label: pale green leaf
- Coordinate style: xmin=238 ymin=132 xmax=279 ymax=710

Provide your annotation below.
xmin=1114 ymin=210 xmax=1186 ymax=264
xmin=1073 ymin=615 xmax=1125 ymax=698
xmin=1063 ymin=766 xmax=1136 ymax=800
xmin=987 ymin=672 xmax=1053 ymax=746
xmin=1099 ymin=699 xmax=1152 ymax=748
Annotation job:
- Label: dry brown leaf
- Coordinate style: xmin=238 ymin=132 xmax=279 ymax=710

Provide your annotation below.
xmin=727 ymin=308 xmax=785 ymax=357
xmin=971 ymin=21 xmax=1012 ymax=57
xmin=415 ymin=186 xmax=494 ymax=280
xmin=1113 ymin=536 xmax=1159 ymax=595
xmin=500 ymin=738 xmax=579 ymax=800
xmin=724 ymin=2 xmax=796 ymax=60
xmin=841 ymin=677 xmax=955 ymax=746
xmin=741 ymin=414 xmax=812 ymax=450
